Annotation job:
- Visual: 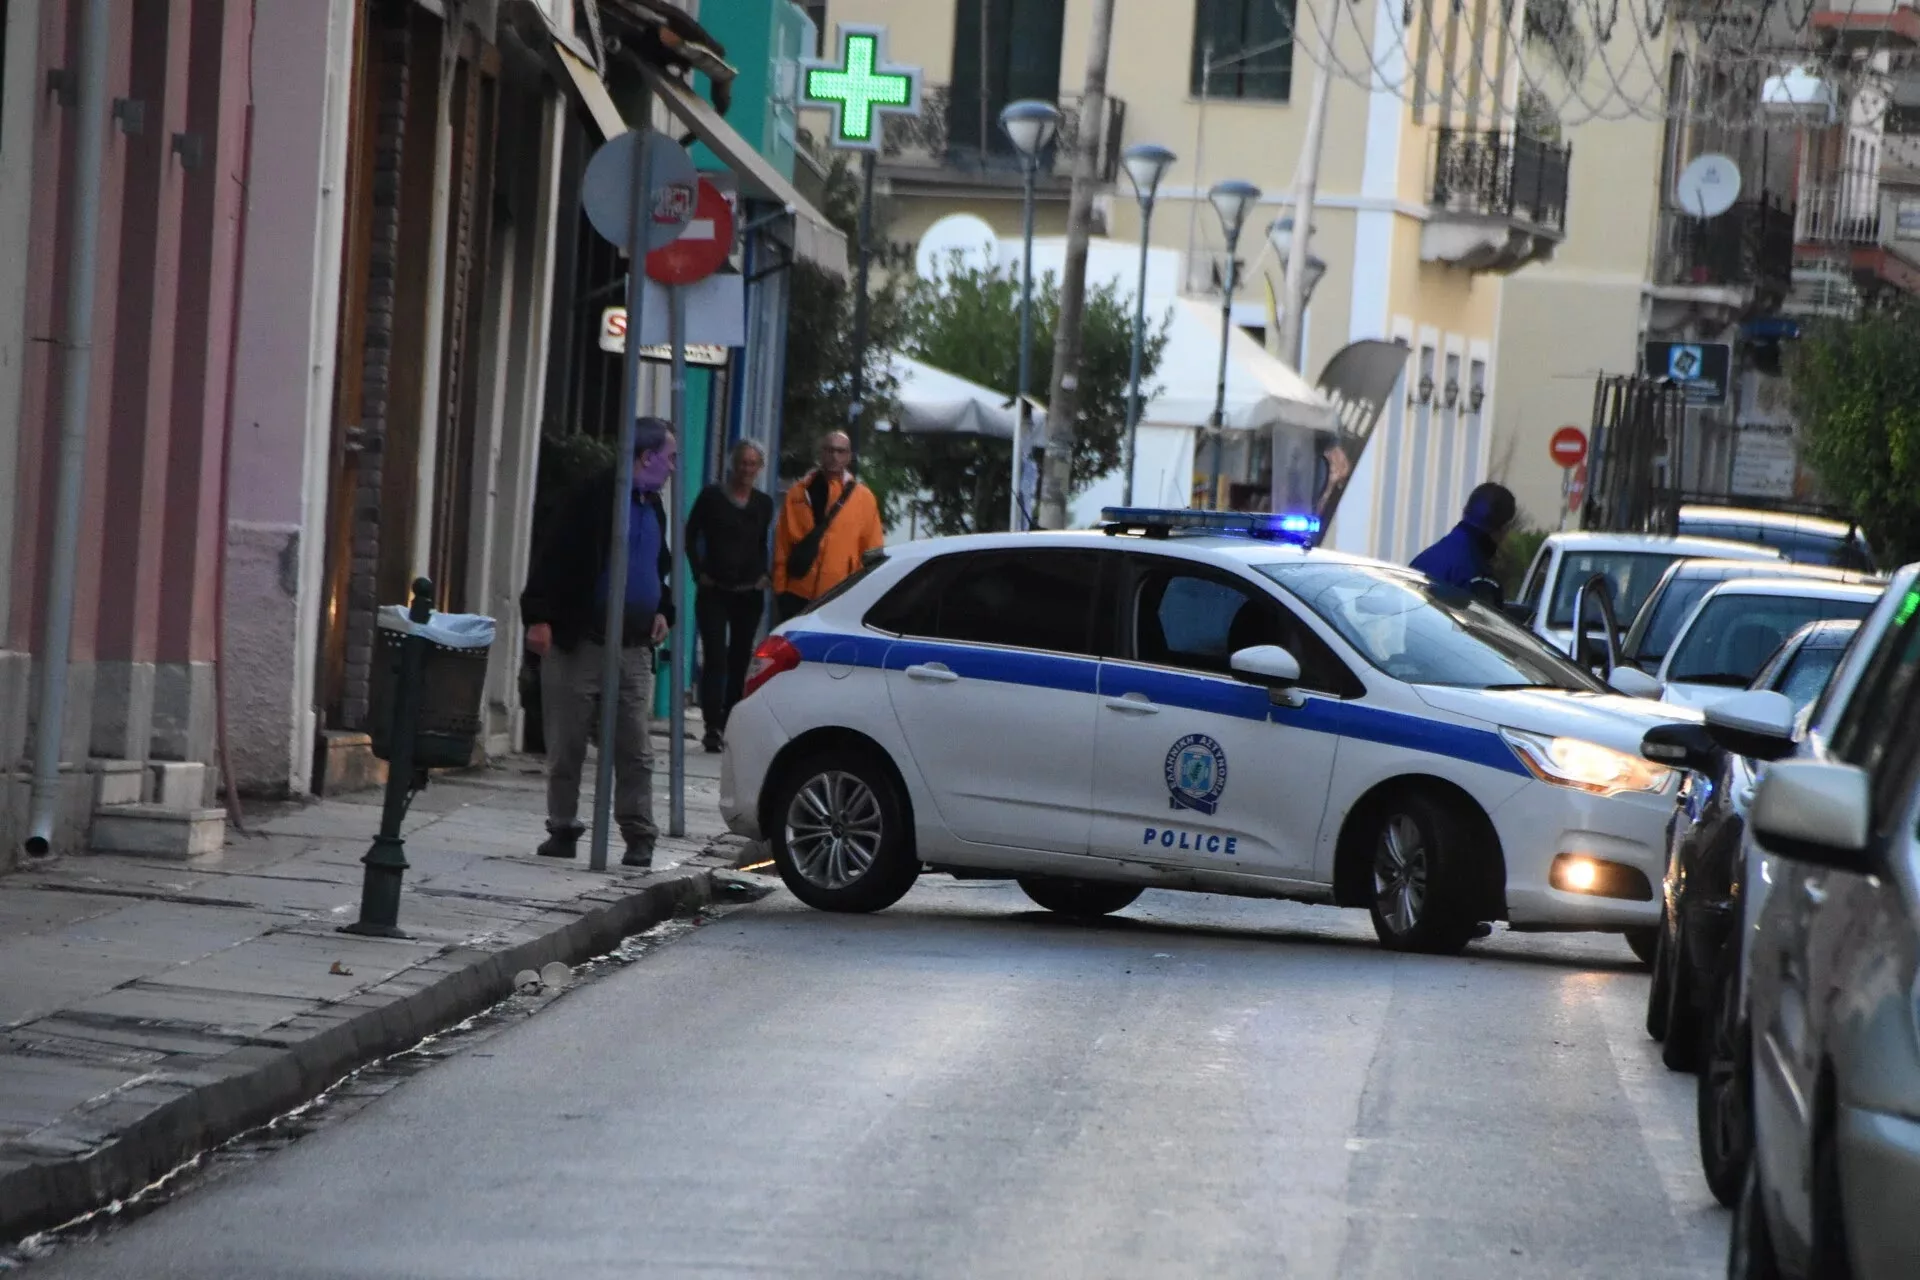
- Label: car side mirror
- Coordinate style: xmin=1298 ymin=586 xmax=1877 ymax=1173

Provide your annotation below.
xmin=1703 ymin=690 xmax=1798 ymax=762
xmin=1502 ymin=601 xmax=1534 ymax=626
xmin=1750 ymin=759 xmax=1875 ymax=872
xmin=1609 ymin=667 xmax=1664 ymax=700
xmin=1231 ymin=645 xmax=1303 ymax=704
xmin=1640 ymin=721 xmax=1717 ymax=774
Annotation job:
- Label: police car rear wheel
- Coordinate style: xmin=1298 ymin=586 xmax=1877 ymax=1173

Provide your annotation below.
xmin=1017 ymin=877 xmax=1143 ymax=919
xmin=770 ymin=753 xmax=918 ymax=913
xmin=1366 ymin=795 xmax=1476 ymax=955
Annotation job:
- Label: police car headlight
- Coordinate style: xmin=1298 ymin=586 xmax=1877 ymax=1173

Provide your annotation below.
xmin=1501 ymin=729 xmax=1675 ymax=798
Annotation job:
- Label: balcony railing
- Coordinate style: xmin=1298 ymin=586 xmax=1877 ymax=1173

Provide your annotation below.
xmin=1797 ymin=176 xmax=1887 ymax=246
xmin=1655 ymin=195 xmax=1796 ymax=290
xmin=881 ymin=85 xmax=1128 ymax=185
xmin=1430 ymin=128 xmax=1572 ymax=234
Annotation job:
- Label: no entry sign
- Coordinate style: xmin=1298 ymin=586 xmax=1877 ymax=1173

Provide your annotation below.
xmin=1549 ymin=426 xmax=1588 ymax=469
xmin=646 ymin=178 xmax=734 ymax=286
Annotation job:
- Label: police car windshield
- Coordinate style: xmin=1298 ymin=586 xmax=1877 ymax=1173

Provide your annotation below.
xmin=1258 ymin=563 xmax=1606 ymax=692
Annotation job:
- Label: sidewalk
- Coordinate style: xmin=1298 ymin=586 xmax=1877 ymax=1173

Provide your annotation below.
xmin=0 ymin=728 xmax=756 ymax=1242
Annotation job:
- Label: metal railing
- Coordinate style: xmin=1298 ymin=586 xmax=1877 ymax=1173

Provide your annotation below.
xmin=1430 ymin=128 xmax=1572 ymax=234
xmin=881 ymin=85 xmax=1128 ymax=184
xmin=1796 ymin=172 xmax=1885 ymax=245
xmin=1655 ymin=195 xmax=1795 ymax=289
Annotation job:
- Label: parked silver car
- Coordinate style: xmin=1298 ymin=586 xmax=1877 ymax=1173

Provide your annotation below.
xmin=1727 ymin=571 xmax=1920 ymax=1279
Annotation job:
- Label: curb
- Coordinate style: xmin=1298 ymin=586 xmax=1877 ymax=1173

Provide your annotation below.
xmin=0 ymin=861 xmax=726 ymax=1243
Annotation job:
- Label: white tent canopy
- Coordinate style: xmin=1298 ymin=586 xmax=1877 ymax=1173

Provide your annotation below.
xmin=878 ymin=353 xmax=1040 ymax=440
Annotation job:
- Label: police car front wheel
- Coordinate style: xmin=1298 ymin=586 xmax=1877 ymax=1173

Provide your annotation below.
xmin=769 ymin=751 xmax=918 ymax=913
xmin=1366 ymin=793 xmax=1480 ymax=956
xmin=1017 ymin=877 xmax=1144 ymax=920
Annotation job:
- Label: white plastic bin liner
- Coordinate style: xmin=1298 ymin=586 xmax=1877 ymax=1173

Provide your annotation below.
xmin=376 ymin=607 xmax=497 ymax=650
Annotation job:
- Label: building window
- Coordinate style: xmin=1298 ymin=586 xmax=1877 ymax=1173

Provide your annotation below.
xmin=1191 ymin=0 xmax=1294 ymax=102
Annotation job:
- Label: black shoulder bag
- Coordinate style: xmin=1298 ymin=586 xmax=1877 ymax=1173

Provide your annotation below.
xmin=785 ymin=474 xmax=858 ymax=582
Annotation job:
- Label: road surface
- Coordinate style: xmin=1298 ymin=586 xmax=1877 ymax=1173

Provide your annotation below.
xmin=26 ymin=880 xmax=1727 ymax=1279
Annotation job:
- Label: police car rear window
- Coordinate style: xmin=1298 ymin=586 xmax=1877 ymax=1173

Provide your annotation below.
xmin=864 ymin=548 xmax=1103 ymax=656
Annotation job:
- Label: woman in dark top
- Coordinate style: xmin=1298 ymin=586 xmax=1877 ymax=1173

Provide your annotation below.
xmin=687 ymin=439 xmax=776 ymax=751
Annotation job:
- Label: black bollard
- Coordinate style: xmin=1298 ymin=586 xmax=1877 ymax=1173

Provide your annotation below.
xmin=341 ymin=577 xmax=434 ymax=939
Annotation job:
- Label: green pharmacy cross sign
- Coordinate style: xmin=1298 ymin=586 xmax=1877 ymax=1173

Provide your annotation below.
xmin=801 ymin=25 xmax=922 ymax=152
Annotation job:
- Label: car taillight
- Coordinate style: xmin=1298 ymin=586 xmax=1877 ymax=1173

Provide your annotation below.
xmin=743 ymin=635 xmax=802 ymax=699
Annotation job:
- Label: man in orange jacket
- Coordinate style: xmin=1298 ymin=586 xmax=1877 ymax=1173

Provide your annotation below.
xmin=772 ymin=430 xmax=885 ymax=623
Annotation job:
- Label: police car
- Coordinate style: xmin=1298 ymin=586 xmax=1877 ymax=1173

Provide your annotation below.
xmin=719 ymin=509 xmax=1696 ymax=956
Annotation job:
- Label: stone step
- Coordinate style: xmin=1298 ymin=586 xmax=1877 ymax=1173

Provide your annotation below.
xmin=90 ymin=805 xmax=227 ymax=859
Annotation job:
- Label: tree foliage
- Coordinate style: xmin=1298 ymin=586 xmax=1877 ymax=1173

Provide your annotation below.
xmin=1790 ymin=308 xmax=1920 ymax=564
xmin=870 ymin=262 xmax=1170 ymax=535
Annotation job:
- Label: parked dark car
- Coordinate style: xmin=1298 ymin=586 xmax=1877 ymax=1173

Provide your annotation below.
xmin=1618 ymin=558 xmax=1879 ymax=675
xmin=1676 ymin=504 xmax=1877 ymax=573
xmin=1643 ymin=620 xmax=1860 ymax=1067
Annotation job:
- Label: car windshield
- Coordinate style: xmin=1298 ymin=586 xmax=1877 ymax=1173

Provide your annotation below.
xmin=1258 ymin=563 xmax=1606 ymax=692
xmin=1773 ymin=645 xmax=1846 ymax=715
xmin=1668 ymin=594 xmax=1877 ymax=686
xmin=1547 ymin=551 xmax=1682 ymax=629
xmin=1629 ymin=571 xmax=1759 ymax=663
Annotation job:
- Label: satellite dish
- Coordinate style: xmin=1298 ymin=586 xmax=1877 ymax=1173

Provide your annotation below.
xmin=915 ymin=213 xmax=998 ymax=281
xmin=1675 ymin=154 xmax=1742 ymax=219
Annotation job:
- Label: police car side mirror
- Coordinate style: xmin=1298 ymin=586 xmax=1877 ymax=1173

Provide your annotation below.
xmin=1230 ymin=645 xmax=1302 ymax=690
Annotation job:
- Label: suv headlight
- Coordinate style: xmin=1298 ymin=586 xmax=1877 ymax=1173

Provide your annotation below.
xmin=1501 ymin=728 xmax=1675 ymax=798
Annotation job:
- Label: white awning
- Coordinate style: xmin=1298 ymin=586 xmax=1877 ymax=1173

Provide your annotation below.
xmin=638 ymin=63 xmax=851 ymax=280
xmin=551 ymin=38 xmax=626 ymax=141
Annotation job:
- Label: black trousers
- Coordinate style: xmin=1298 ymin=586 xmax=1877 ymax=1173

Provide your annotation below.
xmin=696 ymin=587 xmax=764 ymax=735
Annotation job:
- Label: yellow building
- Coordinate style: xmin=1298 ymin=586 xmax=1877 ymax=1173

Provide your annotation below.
xmin=802 ymin=0 xmax=1572 ymax=555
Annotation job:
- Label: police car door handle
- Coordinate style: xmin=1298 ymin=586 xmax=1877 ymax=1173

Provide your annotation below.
xmin=1104 ymin=694 xmax=1160 ymax=714
xmin=904 ymin=663 xmax=959 ymax=684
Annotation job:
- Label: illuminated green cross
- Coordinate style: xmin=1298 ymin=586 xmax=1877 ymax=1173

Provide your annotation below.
xmin=802 ymin=28 xmax=919 ymax=151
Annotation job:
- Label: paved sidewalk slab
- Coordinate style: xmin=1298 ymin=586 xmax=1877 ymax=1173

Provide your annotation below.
xmin=0 ymin=739 xmax=756 ymax=1241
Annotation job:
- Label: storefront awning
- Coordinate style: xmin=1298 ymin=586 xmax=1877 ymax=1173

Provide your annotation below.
xmin=637 ymin=62 xmax=851 ymax=281
xmin=551 ymin=38 xmax=627 ymax=141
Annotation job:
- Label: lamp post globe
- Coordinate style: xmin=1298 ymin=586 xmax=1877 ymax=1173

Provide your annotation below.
xmin=1208 ymin=179 xmax=1261 ymax=243
xmin=1203 ymin=180 xmax=1260 ymax=509
xmin=1121 ymin=143 xmax=1176 ymax=207
xmin=999 ymin=99 xmax=1062 ymax=159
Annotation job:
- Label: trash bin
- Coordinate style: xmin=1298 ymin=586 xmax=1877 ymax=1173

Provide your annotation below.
xmin=368 ymin=608 xmax=496 ymax=770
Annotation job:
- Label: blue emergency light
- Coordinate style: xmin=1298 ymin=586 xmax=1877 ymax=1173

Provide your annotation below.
xmin=1098 ymin=507 xmax=1322 ymax=546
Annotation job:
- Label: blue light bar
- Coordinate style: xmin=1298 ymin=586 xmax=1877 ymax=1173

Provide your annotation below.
xmin=1098 ymin=507 xmax=1322 ymax=545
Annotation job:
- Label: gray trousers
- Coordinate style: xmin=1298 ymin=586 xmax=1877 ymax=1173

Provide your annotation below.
xmin=540 ymin=640 xmax=658 ymax=846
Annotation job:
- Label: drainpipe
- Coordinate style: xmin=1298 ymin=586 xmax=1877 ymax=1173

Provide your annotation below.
xmin=24 ymin=0 xmax=114 ymax=859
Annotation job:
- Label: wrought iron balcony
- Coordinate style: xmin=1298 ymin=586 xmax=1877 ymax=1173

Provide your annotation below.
xmin=1422 ymin=128 xmax=1571 ymax=272
xmin=1656 ymin=196 xmax=1795 ymax=291
xmin=879 ymin=85 xmax=1128 ymax=189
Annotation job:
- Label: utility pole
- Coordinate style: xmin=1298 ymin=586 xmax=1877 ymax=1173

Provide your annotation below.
xmin=1036 ymin=0 xmax=1117 ymax=530
xmin=1274 ymin=23 xmax=1333 ymax=374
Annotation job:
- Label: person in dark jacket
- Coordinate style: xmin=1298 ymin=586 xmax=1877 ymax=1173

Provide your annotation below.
xmin=520 ymin=418 xmax=677 ymax=868
xmin=687 ymin=439 xmax=775 ymax=752
xmin=1410 ymin=482 xmax=1517 ymax=608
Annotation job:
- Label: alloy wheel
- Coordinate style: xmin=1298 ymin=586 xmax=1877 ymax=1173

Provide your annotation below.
xmin=784 ymin=770 xmax=884 ymax=890
xmin=1374 ymin=813 xmax=1429 ymax=937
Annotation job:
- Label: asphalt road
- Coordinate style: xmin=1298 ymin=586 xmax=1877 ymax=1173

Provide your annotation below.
xmin=28 ymin=880 xmax=1727 ymax=1279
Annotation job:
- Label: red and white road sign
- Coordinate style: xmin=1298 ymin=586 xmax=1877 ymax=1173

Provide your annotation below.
xmin=1549 ymin=425 xmax=1588 ymax=469
xmin=1566 ymin=462 xmax=1588 ymax=512
xmin=646 ymin=178 xmax=734 ymax=286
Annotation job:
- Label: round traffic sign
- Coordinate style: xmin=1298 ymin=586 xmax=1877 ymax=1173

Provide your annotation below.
xmin=1549 ymin=425 xmax=1588 ymax=468
xmin=580 ymin=130 xmax=697 ymax=255
xmin=646 ymin=178 xmax=735 ymax=285
xmin=1567 ymin=462 xmax=1588 ymax=512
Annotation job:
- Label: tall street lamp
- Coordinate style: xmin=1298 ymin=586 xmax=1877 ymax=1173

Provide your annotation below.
xmin=1120 ymin=143 xmax=1176 ymax=508
xmin=1205 ymin=179 xmax=1261 ymax=509
xmin=1001 ymin=98 xmax=1061 ymax=531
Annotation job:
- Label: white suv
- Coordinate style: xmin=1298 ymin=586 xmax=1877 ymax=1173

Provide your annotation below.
xmin=720 ymin=510 xmax=1700 ymax=958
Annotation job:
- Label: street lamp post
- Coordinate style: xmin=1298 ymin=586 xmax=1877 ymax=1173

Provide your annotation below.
xmin=1120 ymin=143 xmax=1176 ymax=508
xmin=1001 ymin=99 xmax=1061 ymax=531
xmin=1205 ymin=179 xmax=1260 ymax=509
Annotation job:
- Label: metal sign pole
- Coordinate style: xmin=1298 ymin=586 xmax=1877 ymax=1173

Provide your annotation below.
xmin=668 ymin=285 xmax=689 ymax=839
xmin=590 ymin=135 xmax=655 ymax=874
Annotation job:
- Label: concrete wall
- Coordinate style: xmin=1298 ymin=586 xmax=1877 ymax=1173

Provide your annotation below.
xmin=224 ymin=0 xmax=357 ymax=796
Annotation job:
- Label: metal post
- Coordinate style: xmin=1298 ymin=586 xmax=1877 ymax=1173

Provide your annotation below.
xmin=1208 ymin=242 xmax=1239 ymax=509
xmin=1276 ymin=25 xmax=1332 ymax=375
xmin=591 ymin=130 xmax=655 ymax=873
xmin=341 ymin=578 xmax=433 ymax=938
xmin=1013 ymin=158 xmax=1039 ymax=531
xmin=23 ymin=0 xmax=113 ymax=859
xmin=668 ymin=287 xmax=688 ymax=839
xmin=1122 ymin=196 xmax=1155 ymax=508
xmin=847 ymin=151 xmax=876 ymax=454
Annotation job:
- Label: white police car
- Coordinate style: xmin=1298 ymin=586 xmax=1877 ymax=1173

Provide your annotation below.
xmin=719 ymin=509 xmax=1695 ymax=956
